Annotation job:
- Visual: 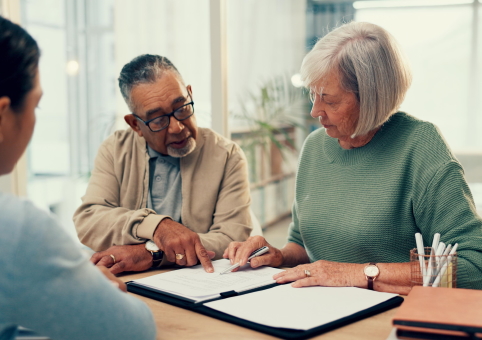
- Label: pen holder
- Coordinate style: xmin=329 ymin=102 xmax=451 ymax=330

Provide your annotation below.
xmin=410 ymin=247 xmax=457 ymax=288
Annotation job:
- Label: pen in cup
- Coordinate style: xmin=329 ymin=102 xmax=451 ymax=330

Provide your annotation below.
xmin=424 ymin=233 xmax=440 ymax=286
xmin=432 ymin=243 xmax=458 ymax=288
xmin=429 ymin=243 xmax=452 ymax=285
xmin=415 ymin=233 xmax=427 ymax=283
xmin=423 ymin=242 xmax=445 ymax=286
xmin=411 ymin=232 xmax=459 ymax=288
xmin=220 ymin=246 xmax=270 ymax=275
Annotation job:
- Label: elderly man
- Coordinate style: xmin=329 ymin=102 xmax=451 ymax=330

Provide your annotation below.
xmin=74 ymin=55 xmax=252 ymax=274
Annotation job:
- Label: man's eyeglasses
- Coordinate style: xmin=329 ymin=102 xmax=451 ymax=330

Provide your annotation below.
xmin=133 ymin=93 xmax=194 ymax=132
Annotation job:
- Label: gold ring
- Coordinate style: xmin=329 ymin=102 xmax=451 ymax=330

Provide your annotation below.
xmin=110 ymin=254 xmax=116 ymax=264
xmin=176 ymin=254 xmax=185 ymax=260
xmin=304 ymin=269 xmax=311 ymax=278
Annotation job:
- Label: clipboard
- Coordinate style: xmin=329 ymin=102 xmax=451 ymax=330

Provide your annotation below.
xmin=127 ymin=281 xmax=404 ymax=339
xmin=127 ymin=280 xmax=279 ymax=307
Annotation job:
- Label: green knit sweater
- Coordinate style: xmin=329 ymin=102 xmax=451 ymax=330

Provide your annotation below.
xmin=288 ymin=112 xmax=482 ymax=289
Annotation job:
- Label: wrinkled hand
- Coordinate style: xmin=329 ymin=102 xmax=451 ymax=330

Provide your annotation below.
xmin=154 ymin=218 xmax=214 ymax=273
xmin=273 ymin=260 xmax=363 ymax=288
xmin=223 ymin=236 xmax=284 ymax=272
xmin=91 ymin=244 xmax=152 ymax=275
xmin=97 ymin=265 xmax=127 ymax=292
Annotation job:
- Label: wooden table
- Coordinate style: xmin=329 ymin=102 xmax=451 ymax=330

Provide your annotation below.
xmin=120 ymin=270 xmax=398 ymax=340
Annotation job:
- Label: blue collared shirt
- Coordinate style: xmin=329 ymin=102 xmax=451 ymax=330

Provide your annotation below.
xmin=147 ymin=145 xmax=182 ymax=223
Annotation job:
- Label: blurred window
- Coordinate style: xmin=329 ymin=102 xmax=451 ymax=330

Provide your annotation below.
xmin=21 ymin=0 xmax=211 ymax=238
xmin=18 ymin=0 xmax=481 ymax=237
xmin=355 ymin=0 xmax=482 ymax=210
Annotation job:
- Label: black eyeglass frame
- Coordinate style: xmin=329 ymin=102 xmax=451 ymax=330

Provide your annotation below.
xmin=132 ymin=92 xmax=195 ymax=132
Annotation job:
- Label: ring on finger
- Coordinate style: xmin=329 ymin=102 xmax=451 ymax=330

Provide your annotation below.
xmin=176 ymin=253 xmax=185 ymax=260
xmin=304 ymin=269 xmax=311 ymax=278
xmin=110 ymin=254 xmax=116 ymax=264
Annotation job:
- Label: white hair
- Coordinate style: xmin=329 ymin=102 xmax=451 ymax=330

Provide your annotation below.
xmin=301 ymin=21 xmax=412 ymax=137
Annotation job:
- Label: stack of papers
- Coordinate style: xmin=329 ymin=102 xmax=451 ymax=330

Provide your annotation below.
xmin=132 ymin=259 xmax=284 ymax=303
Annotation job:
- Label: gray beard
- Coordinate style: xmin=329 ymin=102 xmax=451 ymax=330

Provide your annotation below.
xmin=167 ymin=137 xmax=196 ymax=158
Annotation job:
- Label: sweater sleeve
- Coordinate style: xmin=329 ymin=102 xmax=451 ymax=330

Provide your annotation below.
xmin=73 ymin=136 xmax=167 ymax=251
xmin=197 ymin=146 xmax=252 ymax=258
xmin=413 ymin=160 xmax=482 ymax=289
xmin=4 ymin=200 xmax=157 ymax=340
xmin=287 ymin=199 xmax=304 ymax=248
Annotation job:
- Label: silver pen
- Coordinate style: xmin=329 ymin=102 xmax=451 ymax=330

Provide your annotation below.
xmin=219 ymin=246 xmax=270 ymax=275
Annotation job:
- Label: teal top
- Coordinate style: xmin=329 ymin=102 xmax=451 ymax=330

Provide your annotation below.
xmin=288 ymin=112 xmax=482 ymax=289
xmin=0 ymin=194 xmax=156 ymax=340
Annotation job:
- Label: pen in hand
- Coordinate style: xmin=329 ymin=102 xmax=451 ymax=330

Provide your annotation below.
xmin=220 ymin=246 xmax=270 ymax=275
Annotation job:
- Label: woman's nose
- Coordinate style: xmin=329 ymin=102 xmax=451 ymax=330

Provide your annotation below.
xmin=311 ymin=107 xmax=320 ymax=119
xmin=310 ymin=99 xmax=325 ymax=119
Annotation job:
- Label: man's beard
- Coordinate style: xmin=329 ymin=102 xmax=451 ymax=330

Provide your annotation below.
xmin=167 ymin=137 xmax=196 ymax=158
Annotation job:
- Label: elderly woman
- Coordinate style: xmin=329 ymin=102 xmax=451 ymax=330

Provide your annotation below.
xmin=224 ymin=21 xmax=482 ymax=294
xmin=0 ymin=16 xmax=156 ymax=340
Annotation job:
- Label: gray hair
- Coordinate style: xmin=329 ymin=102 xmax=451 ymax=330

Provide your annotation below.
xmin=118 ymin=54 xmax=184 ymax=111
xmin=301 ymin=21 xmax=412 ymax=137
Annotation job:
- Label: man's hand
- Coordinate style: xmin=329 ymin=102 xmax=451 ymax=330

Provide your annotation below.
xmin=154 ymin=218 xmax=214 ymax=273
xmin=97 ymin=265 xmax=127 ymax=292
xmin=90 ymin=244 xmax=153 ymax=275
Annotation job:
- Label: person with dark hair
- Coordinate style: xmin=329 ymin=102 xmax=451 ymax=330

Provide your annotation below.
xmin=73 ymin=54 xmax=252 ymax=274
xmin=0 ymin=17 xmax=39 ymax=111
xmin=0 ymin=16 xmax=156 ymax=340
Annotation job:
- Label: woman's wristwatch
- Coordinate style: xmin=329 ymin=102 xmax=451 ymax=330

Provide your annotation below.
xmin=363 ymin=263 xmax=380 ymax=290
xmin=145 ymin=240 xmax=163 ymax=266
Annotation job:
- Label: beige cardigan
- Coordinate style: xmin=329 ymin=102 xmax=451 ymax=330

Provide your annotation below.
xmin=73 ymin=127 xmax=252 ymax=260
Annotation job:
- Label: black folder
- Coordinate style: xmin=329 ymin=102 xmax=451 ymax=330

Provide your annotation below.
xmin=127 ymin=281 xmax=404 ymax=339
xmin=396 ymin=328 xmax=482 ymax=340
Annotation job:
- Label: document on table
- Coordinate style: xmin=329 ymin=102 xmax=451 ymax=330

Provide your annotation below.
xmin=205 ymin=285 xmax=398 ymax=330
xmin=131 ymin=259 xmax=284 ymax=303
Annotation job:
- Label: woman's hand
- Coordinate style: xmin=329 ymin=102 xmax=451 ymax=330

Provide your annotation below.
xmin=274 ymin=260 xmax=365 ymax=288
xmin=223 ymin=236 xmax=284 ymax=271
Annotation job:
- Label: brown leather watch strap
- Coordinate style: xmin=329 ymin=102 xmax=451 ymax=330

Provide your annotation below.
xmin=367 ymin=265 xmax=374 ymax=290
xmin=367 ymin=262 xmax=377 ymax=290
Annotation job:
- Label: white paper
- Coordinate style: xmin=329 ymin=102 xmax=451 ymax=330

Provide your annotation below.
xmin=205 ymin=285 xmax=398 ymax=330
xmin=133 ymin=259 xmax=284 ymax=302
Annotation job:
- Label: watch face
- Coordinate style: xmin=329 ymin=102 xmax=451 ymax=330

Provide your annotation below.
xmin=146 ymin=240 xmax=159 ymax=252
xmin=365 ymin=265 xmax=379 ymax=277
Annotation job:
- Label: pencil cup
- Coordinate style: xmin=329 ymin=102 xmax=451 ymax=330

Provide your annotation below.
xmin=410 ymin=247 xmax=457 ymax=288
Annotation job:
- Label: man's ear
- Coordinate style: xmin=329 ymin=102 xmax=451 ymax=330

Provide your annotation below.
xmin=0 ymin=96 xmax=12 ymax=144
xmin=124 ymin=114 xmax=144 ymax=137
xmin=187 ymin=85 xmax=192 ymax=98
